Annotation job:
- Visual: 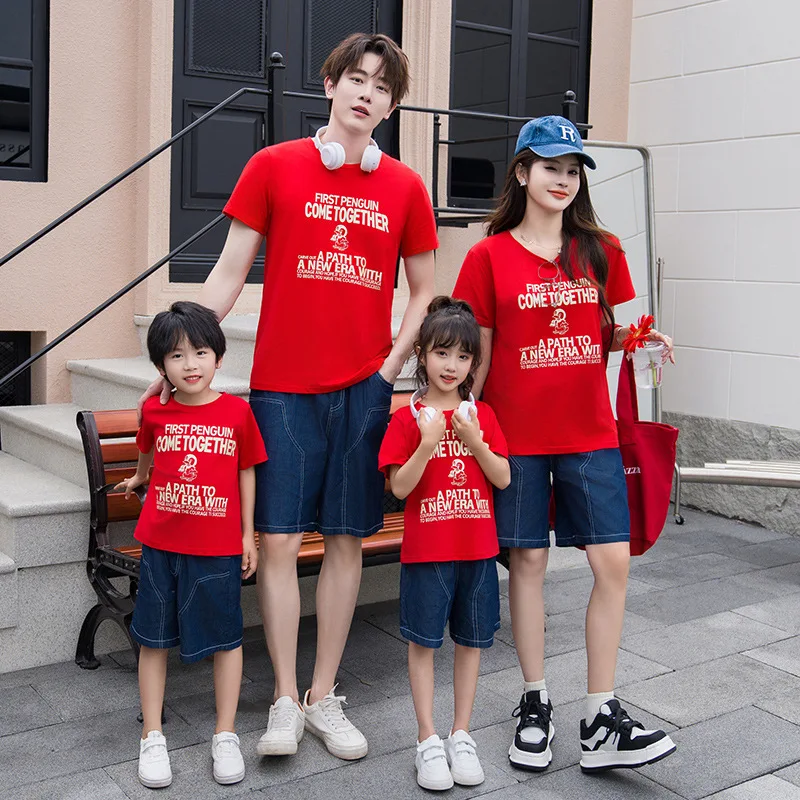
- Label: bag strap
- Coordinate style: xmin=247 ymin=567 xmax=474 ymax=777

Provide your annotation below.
xmin=616 ymin=356 xmax=639 ymax=444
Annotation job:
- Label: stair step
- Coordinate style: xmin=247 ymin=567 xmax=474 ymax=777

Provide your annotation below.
xmin=67 ymin=357 xmax=249 ymax=410
xmin=0 ymin=550 xmax=17 ymax=630
xmin=0 ymin=403 xmax=87 ymax=486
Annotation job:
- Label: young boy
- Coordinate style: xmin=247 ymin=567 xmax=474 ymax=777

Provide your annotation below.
xmin=139 ymin=33 xmax=438 ymax=760
xmin=118 ymin=301 xmax=267 ymax=788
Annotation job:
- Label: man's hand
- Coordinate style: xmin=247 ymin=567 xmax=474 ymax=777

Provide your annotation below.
xmin=241 ymin=533 xmax=258 ymax=580
xmin=137 ymin=376 xmax=172 ymax=424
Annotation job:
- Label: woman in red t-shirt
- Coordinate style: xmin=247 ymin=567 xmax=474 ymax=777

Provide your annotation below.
xmin=453 ymin=116 xmax=676 ymax=774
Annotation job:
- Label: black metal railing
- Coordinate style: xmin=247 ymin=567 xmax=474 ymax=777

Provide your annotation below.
xmin=0 ymin=48 xmax=585 ymax=392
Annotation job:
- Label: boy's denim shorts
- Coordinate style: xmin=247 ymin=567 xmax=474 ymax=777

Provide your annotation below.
xmin=249 ymin=370 xmax=393 ymax=537
xmin=400 ymin=558 xmax=500 ymax=649
xmin=130 ymin=544 xmax=243 ymax=663
xmin=494 ymin=448 xmax=630 ymax=549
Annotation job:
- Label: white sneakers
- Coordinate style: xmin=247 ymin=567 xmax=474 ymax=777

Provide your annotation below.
xmin=303 ymin=686 xmax=369 ymax=760
xmin=138 ymin=730 xmax=172 ymax=788
xmin=138 ymin=730 xmax=244 ymax=788
xmin=415 ymin=730 xmax=485 ymax=791
xmin=211 ymin=731 xmax=245 ymax=784
xmin=257 ymin=695 xmax=305 ymax=756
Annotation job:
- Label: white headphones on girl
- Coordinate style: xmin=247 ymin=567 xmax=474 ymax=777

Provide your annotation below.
xmin=409 ymin=387 xmax=478 ymax=428
xmin=313 ymin=126 xmax=382 ymax=172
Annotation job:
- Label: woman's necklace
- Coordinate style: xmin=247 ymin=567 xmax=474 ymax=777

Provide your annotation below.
xmin=514 ymin=229 xmax=563 ymax=282
xmin=516 ymin=229 xmax=562 ymax=253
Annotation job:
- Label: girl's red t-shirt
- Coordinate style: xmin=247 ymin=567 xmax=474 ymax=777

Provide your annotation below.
xmin=378 ymin=402 xmax=508 ymax=564
xmin=453 ymin=232 xmax=635 ymax=455
xmin=135 ymin=393 xmax=267 ymax=556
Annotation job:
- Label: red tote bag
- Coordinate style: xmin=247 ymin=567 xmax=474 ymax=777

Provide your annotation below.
xmin=615 ymin=356 xmax=679 ymax=555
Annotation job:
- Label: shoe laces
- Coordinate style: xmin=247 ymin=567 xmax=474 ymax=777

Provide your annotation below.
xmin=270 ymin=701 xmax=299 ymax=731
xmin=606 ymin=703 xmax=642 ymax=738
xmin=512 ymin=693 xmax=551 ymax=734
xmin=317 ymin=685 xmax=354 ymax=732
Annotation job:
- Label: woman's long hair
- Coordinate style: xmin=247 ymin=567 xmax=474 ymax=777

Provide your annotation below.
xmin=486 ymin=150 xmax=620 ymax=349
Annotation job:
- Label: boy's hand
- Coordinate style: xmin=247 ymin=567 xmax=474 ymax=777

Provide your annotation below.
xmin=241 ymin=534 xmax=258 ymax=580
xmin=451 ymin=407 xmax=482 ymax=451
xmin=113 ymin=472 xmax=148 ymax=500
xmin=418 ymin=409 xmax=446 ymax=448
xmin=137 ymin=376 xmax=173 ymax=425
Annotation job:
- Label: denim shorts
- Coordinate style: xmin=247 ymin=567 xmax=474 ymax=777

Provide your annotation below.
xmin=495 ymin=448 xmax=630 ymax=549
xmin=130 ymin=545 xmax=243 ymax=663
xmin=249 ymin=370 xmax=393 ymax=537
xmin=400 ymin=558 xmax=500 ymax=649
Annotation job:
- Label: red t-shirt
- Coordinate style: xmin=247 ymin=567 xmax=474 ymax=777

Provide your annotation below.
xmin=223 ymin=138 xmax=439 ymax=393
xmin=135 ymin=393 xmax=267 ymax=556
xmin=378 ymin=402 xmax=508 ymax=564
xmin=453 ymin=232 xmax=636 ymax=455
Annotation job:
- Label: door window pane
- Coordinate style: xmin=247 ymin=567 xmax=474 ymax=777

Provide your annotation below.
xmin=525 ymin=39 xmax=579 ymax=118
xmin=528 ymin=0 xmax=581 ymax=40
xmin=0 ymin=66 xmax=31 ymax=169
xmin=0 ymin=1 xmax=32 ymax=60
xmin=456 ymin=0 xmax=513 ymax=29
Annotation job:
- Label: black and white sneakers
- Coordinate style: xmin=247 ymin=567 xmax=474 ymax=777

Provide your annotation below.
xmin=579 ymin=699 xmax=676 ymax=772
xmin=508 ymin=690 xmax=555 ymax=771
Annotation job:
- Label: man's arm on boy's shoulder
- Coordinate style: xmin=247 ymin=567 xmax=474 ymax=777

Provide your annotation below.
xmin=380 ymin=250 xmax=435 ymax=382
xmin=197 ymin=219 xmax=264 ymax=322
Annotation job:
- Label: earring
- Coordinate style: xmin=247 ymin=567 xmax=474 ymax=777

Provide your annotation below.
xmin=519 ymin=180 xmax=527 ymax=187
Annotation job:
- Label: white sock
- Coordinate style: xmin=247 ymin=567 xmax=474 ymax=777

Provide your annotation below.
xmin=524 ymin=680 xmax=548 ymax=704
xmin=586 ymin=691 xmax=615 ymax=722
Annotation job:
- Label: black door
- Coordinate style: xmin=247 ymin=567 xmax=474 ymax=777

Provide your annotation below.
xmin=169 ymin=0 xmax=402 ymax=284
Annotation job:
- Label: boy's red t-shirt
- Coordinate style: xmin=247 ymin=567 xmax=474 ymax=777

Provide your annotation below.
xmin=135 ymin=393 xmax=267 ymax=556
xmin=223 ymin=138 xmax=439 ymax=394
xmin=378 ymin=402 xmax=508 ymax=564
xmin=453 ymin=232 xmax=636 ymax=455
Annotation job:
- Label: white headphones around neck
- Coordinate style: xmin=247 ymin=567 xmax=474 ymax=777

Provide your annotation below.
xmin=410 ymin=387 xmax=478 ymax=428
xmin=313 ymin=126 xmax=382 ymax=172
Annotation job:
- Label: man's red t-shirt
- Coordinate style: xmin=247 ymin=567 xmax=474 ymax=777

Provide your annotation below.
xmin=223 ymin=138 xmax=439 ymax=394
xmin=453 ymin=232 xmax=636 ymax=455
xmin=135 ymin=393 xmax=267 ymax=556
xmin=378 ymin=402 xmax=508 ymax=564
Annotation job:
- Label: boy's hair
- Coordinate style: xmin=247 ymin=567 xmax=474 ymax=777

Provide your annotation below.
xmin=147 ymin=301 xmax=226 ymax=370
xmin=415 ymin=296 xmax=482 ymax=401
xmin=321 ymin=33 xmax=410 ymax=104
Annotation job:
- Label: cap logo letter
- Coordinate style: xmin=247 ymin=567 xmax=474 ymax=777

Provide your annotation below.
xmin=559 ymin=125 xmax=576 ymax=143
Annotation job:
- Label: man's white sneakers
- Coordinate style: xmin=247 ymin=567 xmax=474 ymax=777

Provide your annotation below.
xmin=303 ymin=686 xmax=368 ymax=760
xmin=257 ymin=695 xmax=305 ymax=756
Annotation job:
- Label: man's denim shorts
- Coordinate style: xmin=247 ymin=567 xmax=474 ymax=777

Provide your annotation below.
xmin=494 ymin=448 xmax=630 ymax=549
xmin=130 ymin=544 xmax=243 ymax=663
xmin=249 ymin=370 xmax=393 ymax=537
xmin=400 ymin=558 xmax=501 ymax=649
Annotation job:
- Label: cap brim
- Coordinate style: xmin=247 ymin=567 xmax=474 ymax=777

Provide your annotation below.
xmin=525 ymin=143 xmax=596 ymax=170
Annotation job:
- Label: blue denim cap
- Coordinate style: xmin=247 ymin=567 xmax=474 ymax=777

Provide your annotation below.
xmin=514 ymin=115 xmax=596 ymax=170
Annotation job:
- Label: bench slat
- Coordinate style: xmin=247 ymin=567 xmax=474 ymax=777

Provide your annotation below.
xmin=100 ymin=441 xmax=141 ymax=465
xmin=94 ymin=410 xmax=139 ymax=438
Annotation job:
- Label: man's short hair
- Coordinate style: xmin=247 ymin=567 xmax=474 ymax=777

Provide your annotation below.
xmin=321 ymin=33 xmax=410 ymax=104
xmin=147 ymin=301 xmax=226 ymax=369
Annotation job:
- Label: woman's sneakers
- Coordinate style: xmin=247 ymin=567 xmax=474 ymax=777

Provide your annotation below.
xmin=211 ymin=731 xmax=245 ymax=785
xmin=444 ymin=730 xmax=485 ymax=786
xmin=579 ymin=699 xmax=676 ymax=772
xmin=303 ymin=687 xmax=368 ymax=760
xmin=257 ymin=695 xmax=305 ymax=756
xmin=138 ymin=730 xmax=172 ymax=788
xmin=508 ymin=690 xmax=555 ymax=771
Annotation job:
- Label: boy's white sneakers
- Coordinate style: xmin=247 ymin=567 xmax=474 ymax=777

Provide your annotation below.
xmin=257 ymin=695 xmax=305 ymax=756
xmin=444 ymin=729 xmax=485 ymax=785
xmin=138 ymin=730 xmax=172 ymax=788
xmin=303 ymin=686 xmax=368 ymax=760
xmin=416 ymin=734 xmax=454 ymax=791
xmin=211 ymin=731 xmax=245 ymax=784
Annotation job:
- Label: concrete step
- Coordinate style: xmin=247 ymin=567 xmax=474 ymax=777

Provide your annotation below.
xmin=67 ymin=357 xmax=249 ymax=410
xmin=0 ymin=403 xmax=87 ymax=486
xmin=0 ymin=550 xmax=17 ymax=630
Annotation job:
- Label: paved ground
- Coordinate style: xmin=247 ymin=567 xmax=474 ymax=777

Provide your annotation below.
xmin=3 ymin=508 xmax=800 ymax=799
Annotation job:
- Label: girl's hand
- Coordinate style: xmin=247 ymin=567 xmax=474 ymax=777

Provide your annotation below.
xmin=113 ymin=472 xmax=148 ymax=500
xmin=647 ymin=330 xmax=675 ymax=364
xmin=451 ymin=406 xmax=482 ymax=450
xmin=419 ymin=409 xmax=446 ymax=448
xmin=241 ymin=534 xmax=258 ymax=580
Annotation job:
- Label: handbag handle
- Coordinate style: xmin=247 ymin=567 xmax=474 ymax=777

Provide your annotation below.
xmin=616 ymin=356 xmax=639 ymax=445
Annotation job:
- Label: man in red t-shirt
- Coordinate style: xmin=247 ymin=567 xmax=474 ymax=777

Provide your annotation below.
xmin=140 ymin=33 xmax=437 ymax=761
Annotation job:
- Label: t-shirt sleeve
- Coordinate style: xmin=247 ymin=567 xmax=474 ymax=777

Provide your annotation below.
xmin=237 ymin=406 xmax=268 ymax=469
xmin=453 ymin=244 xmax=496 ymax=329
xmin=400 ymin=174 xmax=439 ymax=259
xmin=223 ymin=149 xmax=271 ymax=236
xmin=136 ymin=405 xmax=155 ymax=454
xmin=604 ymin=238 xmax=636 ymax=307
xmin=378 ymin=412 xmax=413 ymax=476
xmin=480 ymin=404 xmax=508 ymax=458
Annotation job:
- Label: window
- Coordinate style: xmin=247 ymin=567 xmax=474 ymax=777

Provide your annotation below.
xmin=449 ymin=0 xmax=591 ymax=205
xmin=0 ymin=0 xmax=49 ymax=181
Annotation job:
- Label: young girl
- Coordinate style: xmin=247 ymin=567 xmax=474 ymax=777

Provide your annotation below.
xmin=453 ymin=116 xmax=676 ymax=773
xmin=378 ymin=297 xmax=510 ymax=791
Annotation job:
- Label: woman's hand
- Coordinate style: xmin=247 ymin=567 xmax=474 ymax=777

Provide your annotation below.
xmin=137 ymin=376 xmax=173 ymax=424
xmin=647 ymin=330 xmax=675 ymax=364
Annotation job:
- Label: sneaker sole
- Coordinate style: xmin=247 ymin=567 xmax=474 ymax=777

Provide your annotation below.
xmin=450 ymin=769 xmax=485 ymax=786
xmin=138 ymin=772 xmax=172 ymax=789
xmin=213 ymin=768 xmax=245 ymax=785
xmin=305 ymin=724 xmax=368 ymax=760
xmin=417 ymin=772 xmax=455 ymax=791
xmin=580 ymin=737 xmax=677 ymax=773
xmin=508 ymin=726 xmax=555 ymax=772
xmin=256 ymin=731 xmax=303 ymax=756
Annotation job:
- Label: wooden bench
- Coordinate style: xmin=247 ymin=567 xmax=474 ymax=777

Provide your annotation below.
xmin=75 ymin=393 xmax=411 ymax=669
